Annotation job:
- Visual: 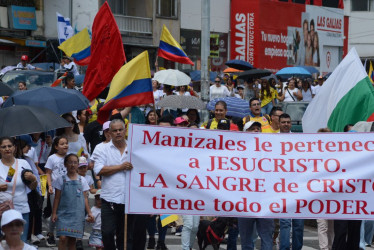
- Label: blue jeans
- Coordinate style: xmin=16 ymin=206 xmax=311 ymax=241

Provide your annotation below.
xmin=22 ymin=213 xmax=29 ymax=242
xmin=261 ymin=102 xmax=273 ymax=115
xmin=280 ymin=219 xmax=304 ymax=250
xmin=360 ymin=220 xmax=374 ymax=249
xmin=181 ymin=215 xmax=199 ymax=250
xmin=227 ymin=222 xmax=239 ymax=250
xmin=157 ymin=216 xmax=168 ymax=243
xmin=238 ymin=218 xmax=274 ymax=250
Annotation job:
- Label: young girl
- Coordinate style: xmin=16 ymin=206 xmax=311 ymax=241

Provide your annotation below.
xmin=51 ymin=154 xmax=93 ymax=249
xmin=45 ymin=136 xmax=69 ymax=247
xmin=88 ymin=191 xmax=103 ymax=250
xmin=77 ymin=156 xmax=97 ymax=194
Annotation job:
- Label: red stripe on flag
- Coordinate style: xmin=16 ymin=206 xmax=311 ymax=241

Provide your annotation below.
xmin=367 ymin=113 xmax=374 ymax=122
xmin=97 ymin=92 xmax=154 ymax=124
xmin=158 ymin=49 xmax=194 ymax=66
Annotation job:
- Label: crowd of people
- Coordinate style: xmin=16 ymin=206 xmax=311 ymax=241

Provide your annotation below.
xmin=1 ymin=57 xmax=371 ymax=250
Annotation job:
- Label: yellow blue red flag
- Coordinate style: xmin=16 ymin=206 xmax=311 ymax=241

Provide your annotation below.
xmin=158 ymin=25 xmax=194 ymax=65
xmin=369 ymin=61 xmax=374 ymax=84
xmin=97 ymin=51 xmax=154 ymax=123
xmin=58 ymin=28 xmax=91 ymax=65
xmin=160 ymin=214 xmax=178 ymax=227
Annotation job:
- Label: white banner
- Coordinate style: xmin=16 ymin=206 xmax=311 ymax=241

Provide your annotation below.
xmin=126 ymin=124 xmax=374 ymax=219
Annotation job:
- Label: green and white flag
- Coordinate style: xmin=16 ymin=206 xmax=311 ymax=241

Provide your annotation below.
xmin=302 ymin=48 xmax=374 ymax=132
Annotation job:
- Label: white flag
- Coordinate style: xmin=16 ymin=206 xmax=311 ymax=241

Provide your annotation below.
xmin=302 ymin=48 xmax=374 ymax=132
xmin=57 ymin=12 xmax=74 ymax=44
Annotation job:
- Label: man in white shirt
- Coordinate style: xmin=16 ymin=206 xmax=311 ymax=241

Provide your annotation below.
xmin=312 ymin=75 xmax=324 ymax=96
xmin=93 ymin=119 xmax=133 ymax=250
xmin=16 ymin=55 xmax=42 ymax=70
xmin=61 ymin=56 xmax=79 ymax=76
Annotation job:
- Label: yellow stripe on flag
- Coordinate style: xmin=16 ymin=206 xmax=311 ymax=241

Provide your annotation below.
xmin=369 ymin=61 xmax=374 ymax=84
xmin=161 ymin=214 xmax=178 ymax=227
xmin=58 ymin=28 xmax=91 ymax=57
xmin=104 ymin=51 xmax=151 ymax=104
xmin=160 ymin=25 xmax=185 ymax=51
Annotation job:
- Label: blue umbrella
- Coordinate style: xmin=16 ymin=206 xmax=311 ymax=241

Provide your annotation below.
xmin=207 ymin=97 xmax=250 ymax=118
xmin=3 ymin=86 xmax=90 ymax=114
xmin=298 ymin=66 xmax=319 ymax=74
xmin=275 ymin=66 xmax=312 ymax=80
xmin=189 ymin=70 xmax=218 ymax=82
xmin=225 ymin=59 xmax=254 ymax=71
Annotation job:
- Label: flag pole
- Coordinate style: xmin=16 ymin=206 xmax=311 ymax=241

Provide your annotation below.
xmin=124 ymin=111 xmax=132 ymax=250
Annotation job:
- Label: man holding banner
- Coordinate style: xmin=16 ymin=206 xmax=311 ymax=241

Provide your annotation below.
xmin=93 ymin=119 xmax=133 ymax=250
xmin=279 ymin=113 xmax=305 ymax=250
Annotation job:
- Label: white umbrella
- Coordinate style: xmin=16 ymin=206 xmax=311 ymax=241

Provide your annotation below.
xmin=153 ymin=69 xmax=191 ymax=86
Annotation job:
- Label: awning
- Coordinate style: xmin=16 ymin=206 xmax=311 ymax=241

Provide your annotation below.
xmin=0 ymin=38 xmax=16 ymax=45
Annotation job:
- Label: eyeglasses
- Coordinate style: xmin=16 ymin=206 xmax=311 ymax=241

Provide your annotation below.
xmin=0 ymin=145 xmax=13 ymax=149
xmin=215 ymin=81 xmax=221 ymax=83
xmin=251 ymin=103 xmax=261 ymax=107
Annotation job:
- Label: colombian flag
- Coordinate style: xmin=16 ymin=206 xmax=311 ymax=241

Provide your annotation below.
xmin=158 ymin=25 xmax=194 ymax=66
xmin=58 ymin=28 xmax=91 ymax=66
xmin=97 ymin=51 xmax=154 ymax=123
xmin=160 ymin=214 xmax=178 ymax=227
xmin=369 ymin=61 xmax=374 ymax=84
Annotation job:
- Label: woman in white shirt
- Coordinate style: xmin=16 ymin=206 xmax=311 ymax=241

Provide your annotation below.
xmin=56 ymin=113 xmax=89 ymax=159
xmin=0 ymin=137 xmax=37 ymax=242
xmin=209 ymin=76 xmax=230 ymax=100
xmin=278 ymin=79 xmax=298 ymax=102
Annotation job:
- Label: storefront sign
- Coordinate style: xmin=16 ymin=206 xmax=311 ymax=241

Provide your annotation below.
xmin=8 ymin=5 xmax=37 ymax=30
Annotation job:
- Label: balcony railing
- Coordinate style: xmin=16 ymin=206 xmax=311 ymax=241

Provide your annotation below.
xmin=114 ymin=15 xmax=152 ymax=35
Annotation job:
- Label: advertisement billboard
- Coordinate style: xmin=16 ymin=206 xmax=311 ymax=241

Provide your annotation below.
xmin=230 ymin=0 xmax=346 ymax=74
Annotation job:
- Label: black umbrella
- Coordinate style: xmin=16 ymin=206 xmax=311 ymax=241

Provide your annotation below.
xmin=0 ymin=105 xmax=71 ymax=137
xmin=2 ymin=87 xmax=90 ymax=115
xmin=236 ymin=69 xmax=272 ymax=82
xmin=225 ymin=59 xmax=254 ymax=71
xmin=0 ymin=82 xmax=14 ymax=96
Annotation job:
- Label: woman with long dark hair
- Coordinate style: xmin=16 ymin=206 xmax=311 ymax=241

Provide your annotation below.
xmin=259 ymin=79 xmax=276 ymax=115
xmin=56 ymin=113 xmax=89 ymax=158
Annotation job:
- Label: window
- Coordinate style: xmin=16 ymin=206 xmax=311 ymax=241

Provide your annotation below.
xmin=107 ymin=0 xmax=127 ymax=15
xmin=351 ymin=0 xmax=374 ymax=11
xmin=156 ymin=0 xmax=177 ymax=18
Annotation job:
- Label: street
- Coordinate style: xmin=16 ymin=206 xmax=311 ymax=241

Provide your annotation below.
xmin=34 ymin=194 xmax=374 ymax=250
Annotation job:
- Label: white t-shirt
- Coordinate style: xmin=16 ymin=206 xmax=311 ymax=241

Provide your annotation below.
xmin=25 ymin=147 xmax=37 ymax=163
xmin=153 ymin=89 xmax=164 ymax=103
xmin=0 ymin=241 xmax=37 ymax=249
xmin=45 ymin=154 xmax=66 ymax=185
xmin=312 ymin=85 xmax=322 ymax=96
xmin=63 ymin=61 xmax=79 ymax=76
xmin=53 ymin=175 xmax=89 ymax=192
xmin=68 ymin=134 xmax=89 ymax=160
xmin=83 ymin=174 xmax=94 ymax=187
xmin=301 ymin=88 xmax=314 ymax=102
xmin=16 ymin=63 xmax=35 ymax=70
xmin=209 ymin=85 xmax=230 ymax=100
xmin=0 ymin=159 xmax=32 ymax=214
xmin=283 ymin=87 xmax=297 ymax=102
xmin=89 ymin=206 xmax=101 ymax=230
xmin=33 ymin=139 xmax=51 ymax=164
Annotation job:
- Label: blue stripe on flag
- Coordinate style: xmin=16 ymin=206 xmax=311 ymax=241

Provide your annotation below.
xmin=112 ymin=78 xmax=153 ymax=100
xmin=159 ymin=41 xmax=187 ymax=58
xmin=72 ymin=46 xmax=91 ymax=61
